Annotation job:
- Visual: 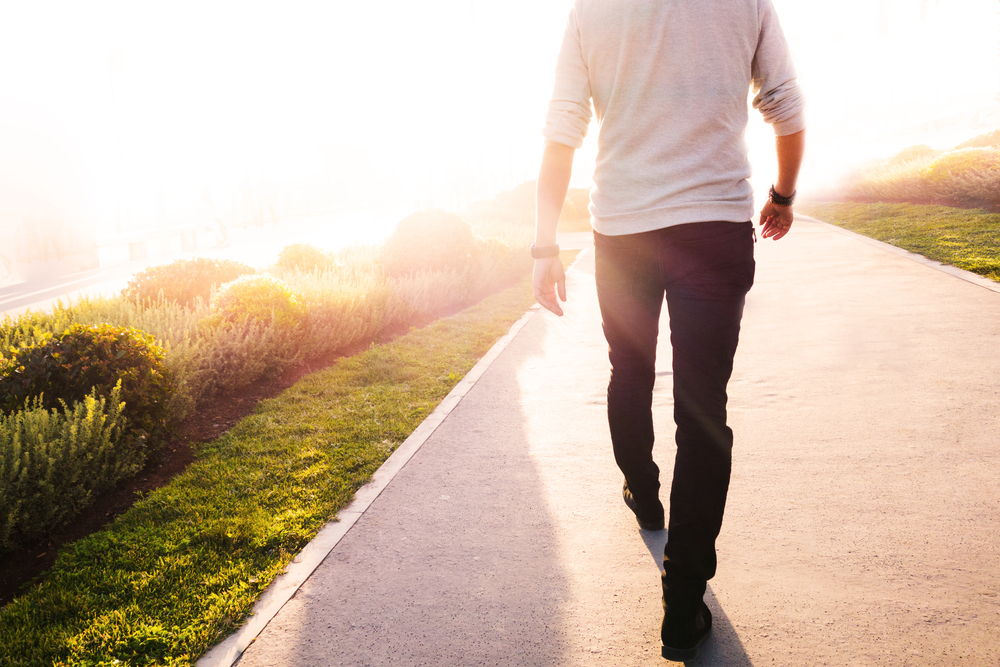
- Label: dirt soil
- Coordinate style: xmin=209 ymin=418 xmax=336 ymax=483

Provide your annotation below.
xmin=0 ymin=347 xmax=353 ymax=608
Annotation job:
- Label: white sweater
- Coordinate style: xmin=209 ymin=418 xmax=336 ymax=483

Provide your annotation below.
xmin=544 ymin=0 xmax=806 ymax=235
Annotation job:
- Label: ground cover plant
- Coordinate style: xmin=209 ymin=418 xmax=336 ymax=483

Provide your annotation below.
xmin=800 ymin=202 xmax=1000 ymax=282
xmin=0 ymin=252 xmax=575 ymax=666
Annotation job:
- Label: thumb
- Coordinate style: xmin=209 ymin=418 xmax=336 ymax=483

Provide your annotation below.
xmin=557 ymin=276 xmax=567 ymax=302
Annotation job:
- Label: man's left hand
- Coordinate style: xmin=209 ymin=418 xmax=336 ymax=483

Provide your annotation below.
xmin=758 ymin=201 xmax=793 ymax=240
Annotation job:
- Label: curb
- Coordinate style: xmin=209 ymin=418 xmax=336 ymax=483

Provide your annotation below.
xmin=800 ymin=215 xmax=1000 ymax=295
xmin=197 ymin=246 xmax=592 ymax=667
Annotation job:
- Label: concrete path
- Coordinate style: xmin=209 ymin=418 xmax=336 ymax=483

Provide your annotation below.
xmin=229 ymin=217 xmax=1000 ymax=666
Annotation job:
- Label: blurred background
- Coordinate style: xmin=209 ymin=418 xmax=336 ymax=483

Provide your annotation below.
xmin=1 ymin=0 xmax=998 ymax=284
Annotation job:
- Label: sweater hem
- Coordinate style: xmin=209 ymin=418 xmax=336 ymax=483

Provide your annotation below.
xmin=591 ymin=202 xmax=754 ymax=236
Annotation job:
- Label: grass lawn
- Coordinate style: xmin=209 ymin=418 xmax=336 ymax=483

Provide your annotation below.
xmin=0 ymin=252 xmax=576 ymax=667
xmin=800 ymin=202 xmax=1000 ymax=282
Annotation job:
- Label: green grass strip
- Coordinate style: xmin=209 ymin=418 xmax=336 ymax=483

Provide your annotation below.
xmin=0 ymin=264 xmax=561 ymax=666
xmin=801 ymin=202 xmax=1000 ymax=282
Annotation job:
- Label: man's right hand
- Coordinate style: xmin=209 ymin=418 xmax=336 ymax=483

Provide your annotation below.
xmin=533 ymin=257 xmax=567 ymax=316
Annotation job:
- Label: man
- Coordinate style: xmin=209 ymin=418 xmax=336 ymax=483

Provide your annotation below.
xmin=531 ymin=0 xmax=805 ymax=661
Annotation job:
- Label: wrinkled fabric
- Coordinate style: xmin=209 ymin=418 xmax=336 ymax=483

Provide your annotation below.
xmin=544 ymin=0 xmax=806 ymax=235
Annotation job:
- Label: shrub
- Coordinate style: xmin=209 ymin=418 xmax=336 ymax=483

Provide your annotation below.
xmin=0 ymin=323 xmax=173 ymax=447
xmin=922 ymin=148 xmax=1000 ymax=208
xmin=0 ymin=385 xmax=131 ymax=552
xmin=276 ymin=243 xmax=336 ymax=272
xmin=122 ymin=257 xmax=256 ymax=308
xmin=559 ymin=198 xmax=580 ymax=222
xmin=468 ymin=238 xmax=532 ymax=297
xmin=462 ymin=181 xmax=536 ymax=227
xmin=845 ymin=158 xmax=931 ymax=204
xmin=957 ymin=129 xmax=1000 ymax=150
xmin=888 ymin=144 xmax=939 ymax=164
xmin=922 ymin=147 xmax=1000 ymax=183
xmin=566 ymin=187 xmax=591 ymax=219
xmin=390 ymin=270 xmax=470 ymax=322
xmin=381 ymin=210 xmax=478 ymax=278
xmin=842 ymin=147 xmax=1000 ymax=210
xmin=211 ymin=274 xmax=306 ymax=329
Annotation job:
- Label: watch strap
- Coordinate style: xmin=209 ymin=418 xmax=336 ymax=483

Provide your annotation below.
xmin=530 ymin=243 xmax=561 ymax=259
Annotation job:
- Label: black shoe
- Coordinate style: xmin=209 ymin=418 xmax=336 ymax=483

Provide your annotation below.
xmin=622 ymin=482 xmax=664 ymax=531
xmin=661 ymin=601 xmax=712 ymax=662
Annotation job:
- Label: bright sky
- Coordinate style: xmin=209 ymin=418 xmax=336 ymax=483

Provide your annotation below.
xmin=1 ymin=0 xmax=998 ymax=230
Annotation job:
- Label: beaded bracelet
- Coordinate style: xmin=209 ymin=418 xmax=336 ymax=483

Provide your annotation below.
xmin=769 ymin=185 xmax=796 ymax=207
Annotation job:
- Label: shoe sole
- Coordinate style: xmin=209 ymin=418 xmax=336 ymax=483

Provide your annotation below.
xmin=661 ymin=632 xmax=709 ymax=662
xmin=622 ymin=483 xmax=664 ymax=531
xmin=637 ymin=517 xmax=665 ymax=531
xmin=661 ymin=603 xmax=712 ymax=662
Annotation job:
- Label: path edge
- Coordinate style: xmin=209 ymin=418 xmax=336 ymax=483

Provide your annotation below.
xmin=800 ymin=214 xmax=1000 ymax=295
xmin=197 ymin=246 xmax=592 ymax=667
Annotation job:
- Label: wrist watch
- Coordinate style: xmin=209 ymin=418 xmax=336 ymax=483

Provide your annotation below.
xmin=530 ymin=243 xmax=560 ymax=259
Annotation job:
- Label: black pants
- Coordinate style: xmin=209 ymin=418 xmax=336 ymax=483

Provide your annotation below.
xmin=594 ymin=220 xmax=755 ymax=619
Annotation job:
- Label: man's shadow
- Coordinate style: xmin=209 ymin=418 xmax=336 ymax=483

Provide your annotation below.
xmin=640 ymin=530 xmax=756 ymax=666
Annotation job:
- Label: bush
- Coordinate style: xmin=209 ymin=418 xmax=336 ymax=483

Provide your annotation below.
xmin=123 ymin=257 xmax=256 ymax=308
xmin=842 ymin=146 xmax=1000 ymax=210
xmin=468 ymin=238 xmax=532 ymax=297
xmin=381 ymin=210 xmax=478 ymax=278
xmin=559 ymin=198 xmax=580 ymax=221
xmin=888 ymin=144 xmax=939 ymax=164
xmin=212 ymin=274 xmax=306 ymax=329
xmin=922 ymin=147 xmax=1000 ymax=183
xmin=276 ymin=243 xmax=336 ymax=272
xmin=0 ymin=385 xmax=131 ymax=552
xmin=845 ymin=158 xmax=931 ymax=204
xmin=957 ymin=129 xmax=1000 ymax=150
xmin=462 ymin=181 xmax=536 ymax=227
xmin=0 ymin=323 xmax=173 ymax=446
xmin=922 ymin=148 xmax=1000 ymax=208
xmin=565 ymin=187 xmax=591 ymax=219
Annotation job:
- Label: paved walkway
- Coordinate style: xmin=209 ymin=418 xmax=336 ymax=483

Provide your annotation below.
xmin=226 ymin=217 xmax=999 ymax=666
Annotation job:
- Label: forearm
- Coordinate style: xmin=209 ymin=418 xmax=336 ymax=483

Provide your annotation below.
xmin=774 ymin=129 xmax=805 ymax=197
xmin=534 ymin=141 xmax=576 ymax=247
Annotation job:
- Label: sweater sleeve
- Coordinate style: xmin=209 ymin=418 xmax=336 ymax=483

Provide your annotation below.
xmin=751 ymin=0 xmax=806 ymax=136
xmin=542 ymin=2 xmax=593 ymax=149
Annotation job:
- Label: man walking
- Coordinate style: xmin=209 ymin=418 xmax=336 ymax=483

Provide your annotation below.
xmin=531 ymin=0 xmax=805 ymax=661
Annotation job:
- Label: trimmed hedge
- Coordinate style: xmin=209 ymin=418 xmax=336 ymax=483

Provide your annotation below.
xmin=0 ymin=385 xmax=129 ymax=552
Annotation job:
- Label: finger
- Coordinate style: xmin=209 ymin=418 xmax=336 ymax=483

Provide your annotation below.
xmin=767 ymin=220 xmax=791 ymax=240
xmin=535 ymin=288 xmax=564 ymax=316
xmin=557 ymin=277 xmax=567 ymax=302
